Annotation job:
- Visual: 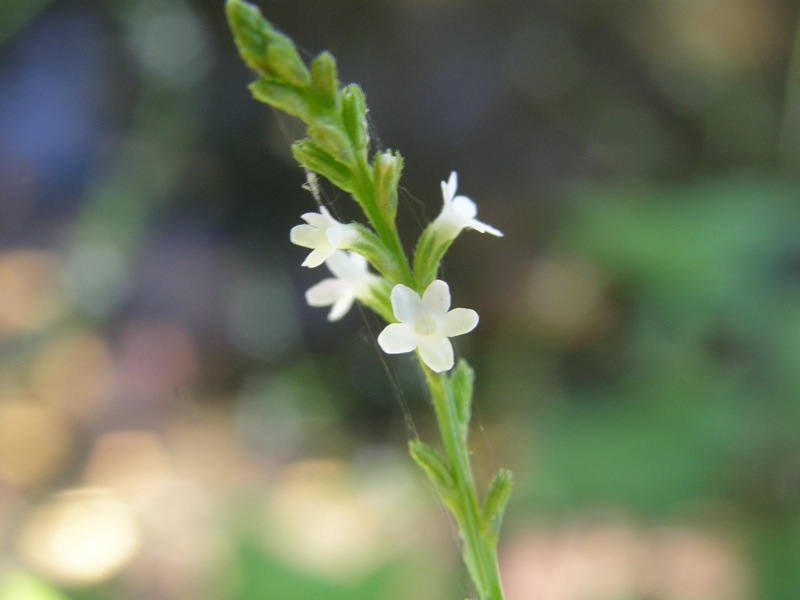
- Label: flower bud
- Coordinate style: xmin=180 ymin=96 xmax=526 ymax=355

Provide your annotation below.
xmin=311 ymin=52 xmax=339 ymax=109
xmin=340 ymin=84 xmax=369 ymax=152
xmin=373 ymin=151 xmax=402 ymax=219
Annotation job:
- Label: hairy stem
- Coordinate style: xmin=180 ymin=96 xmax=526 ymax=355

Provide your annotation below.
xmin=424 ymin=368 xmax=505 ymax=600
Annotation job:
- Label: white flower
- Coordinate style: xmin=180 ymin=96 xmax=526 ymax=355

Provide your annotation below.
xmin=305 ymin=251 xmax=380 ymax=321
xmin=377 ymin=280 xmax=478 ymax=372
xmin=290 ymin=206 xmax=359 ymax=268
xmin=433 ymin=171 xmax=503 ymax=239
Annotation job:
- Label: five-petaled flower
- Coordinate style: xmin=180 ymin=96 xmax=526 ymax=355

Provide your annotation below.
xmin=305 ymin=251 xmax=380 ymax=321
xmin=290 ymin=206 xmax=359 ymax=268
xmin=377 ymin=280 xmax=478 ymax=373
xmin=432 ymin=171 xmax=503 ymax=240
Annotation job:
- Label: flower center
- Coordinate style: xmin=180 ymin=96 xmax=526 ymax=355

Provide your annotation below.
xmin=413 ymin=315 xmax=438 ymax=336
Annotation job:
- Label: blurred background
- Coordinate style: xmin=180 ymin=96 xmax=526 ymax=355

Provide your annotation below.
xmin=1 ymin=0 xmax=799 ymax=598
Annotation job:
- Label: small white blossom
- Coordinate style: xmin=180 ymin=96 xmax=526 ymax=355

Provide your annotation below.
xmin=377 ymin=280 xmax=478 ymax=372
xmin=305 ymin=251 xmax=380 ymax=321
xmin=290 ymin=206 xmax=359 ymax=268
xmin=433 ymin=171 xmax=503 ymax=239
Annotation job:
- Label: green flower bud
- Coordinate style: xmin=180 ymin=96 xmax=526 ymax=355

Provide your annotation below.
xmin=449 ymin=359 xmax=474 ymax=437
xmin=311 ymin=51 xmax=340 ymax=109
xmin=226 ymin=0 xmax=309 ymax=88
xmin=373 ymin=151 xmax=402 ymax=220
xmin=308 ymin=118 xmax=353 ymax=164
xmin=481 ymin=469 xmax=513 ymax=542
xmin=265 ymin=35 xmax=311 ymax=89
xmin=340 ymin=84 xmax=369 ymax=152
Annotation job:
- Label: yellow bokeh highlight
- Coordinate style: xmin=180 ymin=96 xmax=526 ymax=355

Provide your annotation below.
xmin=18 ymin=488 xmax=141 ymax=586
xmin=0 ymin=400 xmax=72 ymax=488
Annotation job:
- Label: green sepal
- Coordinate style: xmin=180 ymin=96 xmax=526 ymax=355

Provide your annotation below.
xmin=449 ymin=359 xmax=474 ymax=438
xmin=349 ymin=224 xmax=404 ymax=285
xmin=249 ymin=79 xmax=309 ymax=121
xmin=409 ymin=439 xmax=455 ymax=498
xmin=226 ymin=0 xmax=309 ymax=88
xmin=311 ymin=51 xmax=340 ymax=109
xmin=358 ymin=278 xmax=394 ymax=323
xmin=308 ymin=118 xmax=354 ymax=165
xmin=265 ymin=36 xmax=311 ymax=89
xmin=340 ymin=84 xmax=369 ymax=153
xmin=413 ymin=223 xmax=453 ymax=290
xmin=292 ymin=139 xmax=354 ymax=192
xmin=373 ymin=151 xmax=402 ymax=221
xmin=481 ymin=469 xmax=513 ymax=544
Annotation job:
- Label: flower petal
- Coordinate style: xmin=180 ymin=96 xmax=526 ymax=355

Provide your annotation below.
xmin=301 ymin=246 xmax=330 ymax=268
xmin=453 ymin=196 xmax=478 ymax=220
xmin=302 ymin=211 xmax=330 ymax=228
xmin=390 ymin=284 xmax=421 ymax=323
xmin=326 ymin=251 xmax=364 ymax=279
xmin=290 ymin=224 xmax=319 ymax=249
xmin=440 ymin=308 xmax=479 ymax=337
xmin=421 ymin=280 xmax=451 ymax=315
xmin=444 ymin=172 xmax=458 ymax=201
xmin=378 ymin=323 xmax=418 ymax=354
xmin=305 ymin=279 xmax=345 ymax=306
xmin=470 ymin=218 xmax=504 ymax=237
xmin=328 ymin=294 xmax=355 ymax=321
xmin=418 ymin=336 xmax=454 ymax=372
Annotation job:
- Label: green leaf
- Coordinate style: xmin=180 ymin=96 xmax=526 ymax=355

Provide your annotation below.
xmin=373 ymin=151 xmax=402 ymax=221
xmin=311 ymin=51 xmax=340 ymax=109
xmin=291 ymin=140 xmax=353 ymax=192
xmin=249 ymin=79 xmax=309 ymax=120
xmin=340 ymin=84 xmax=369 ymax=153
xmin=409 ymin=439 xmax=455 ymax=497
xmin=481 ymin=469 xmax=513 ymax=542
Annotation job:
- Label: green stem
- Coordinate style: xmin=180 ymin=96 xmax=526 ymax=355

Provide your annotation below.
xmin=351 ymin=154 xmax=415 ymax=289
xmin=424 ymin=368 xmax=505 ymax=600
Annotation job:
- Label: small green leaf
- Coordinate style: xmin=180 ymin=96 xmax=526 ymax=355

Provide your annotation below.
xmin=373 ymin=150 xmax=402 ymax=220
xmin=311 ymin=51 xmax=340 ymax=109
xmin=292 ymin=139 xmax=353 ymax=191
xmin=341 ymin=84 xmax=369 ymax=152
xmin=481 ymin=469 xmax=513 ymax=542
xmin=409 ymin=439 xmax=455 ymax=494
xmin=249 ymin=79 xmax=309 ymax=120
xmin=449 ymin=359 xmax=474 ymax=435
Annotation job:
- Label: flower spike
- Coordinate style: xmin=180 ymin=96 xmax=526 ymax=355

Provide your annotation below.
xmin=378 ymin=280 xmax=478 ymax=373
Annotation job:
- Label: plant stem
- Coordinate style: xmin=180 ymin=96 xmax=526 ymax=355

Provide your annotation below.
xmin=351 ymin=154 xmax=415 ymax=289
xmin=425 ymin=368 xmax=505 ymax=600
